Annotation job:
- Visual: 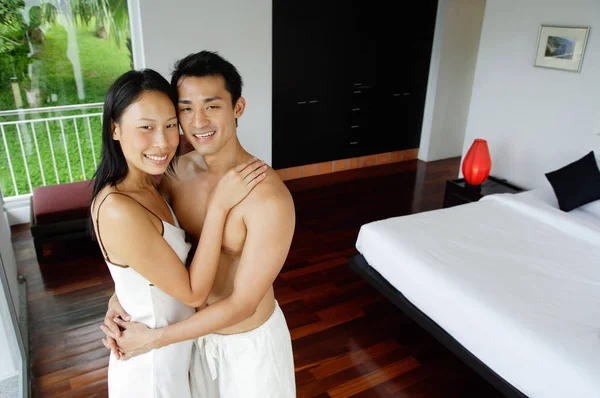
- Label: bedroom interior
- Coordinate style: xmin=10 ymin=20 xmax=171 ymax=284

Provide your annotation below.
xmin=349 ymin=0 xmax=600 ymax=395
xmin=1 ymin=0 xmax=599 ymax=397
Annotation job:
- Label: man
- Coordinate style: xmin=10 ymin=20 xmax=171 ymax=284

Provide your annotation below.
xmin=101 ymin=51 xmax=296 ymax=397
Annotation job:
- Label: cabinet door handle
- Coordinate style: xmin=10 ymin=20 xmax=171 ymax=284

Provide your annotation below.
xmin=350 ymin=141 xmax=360 ymax=145
xmin=353 ymin=82 xmax=362 ymax=86
xmin=308 ymin=100 xmax=318 ymax=103
xmin=297 ymin=101 xmax=307 ymax=105
xmin=352 ymin=108 xmax=361 ymax=111
xmin=351 ymin=125 xmax=360 ymax=128
xmin=353 ymin=90 xmax=362 ymax=94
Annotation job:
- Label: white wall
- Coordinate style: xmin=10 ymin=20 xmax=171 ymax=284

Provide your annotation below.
xmin=0 ymin=194 xmax=19 ymax=319
xmin=0 ymin=278 xmax=20 ymax=385
xmin=462 ymin=0 xmax=600 ymax=189
xmin=0 ymin=192 xmax=22 ymax=394
xmin=4 ymin=196 xmax=29 ymax=226
xmin=134 ymin=0 xmax=272 ymax=165
xmin=419 ymin=0 xmax=486 ymax=162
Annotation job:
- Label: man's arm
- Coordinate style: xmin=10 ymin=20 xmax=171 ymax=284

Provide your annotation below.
xmin=102 ymin=159 xmax=268 ymax=350
xmin=102 ymin=293 xmax=131 ymax=360
xmin=112 ymin=187 xmax=295 ymax=355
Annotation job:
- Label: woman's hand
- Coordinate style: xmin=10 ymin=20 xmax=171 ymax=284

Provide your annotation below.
xmin=101 ymin=294 xmax=131 ymax=360
xmin=210 ymin=157 xmax=267 ymax=212
xmin=101 ymin=317 xmax=163 ymax=360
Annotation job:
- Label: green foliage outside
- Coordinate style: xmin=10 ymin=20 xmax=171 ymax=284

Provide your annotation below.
xmin=0 ymin=0 xmax=131 ymax=197
xmin=0 ymin=115 xmax=103 ymax=197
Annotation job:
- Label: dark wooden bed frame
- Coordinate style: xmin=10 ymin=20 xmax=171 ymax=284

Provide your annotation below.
xmin=349 ymin=254 xmax=528 ymax=398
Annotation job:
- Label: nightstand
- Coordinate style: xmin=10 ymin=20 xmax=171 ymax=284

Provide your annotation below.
xmin=443 ymin=176 xmax=524 ymax=208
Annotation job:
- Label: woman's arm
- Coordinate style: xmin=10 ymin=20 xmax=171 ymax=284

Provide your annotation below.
xmin=105 ymin=188 xmax=295 ymax=358
xmin=95 ymin=158 xmax=267 ymax=308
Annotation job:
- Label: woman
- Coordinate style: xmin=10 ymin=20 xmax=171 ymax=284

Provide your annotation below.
xmin=90 ymin=69 xmax=266 ymax=397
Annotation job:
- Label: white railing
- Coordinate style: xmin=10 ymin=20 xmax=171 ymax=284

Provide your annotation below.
xmin=0 ymin=102 xmax=104 ymax=117
xmin=0 ymin=103 xmax=103 ymax=198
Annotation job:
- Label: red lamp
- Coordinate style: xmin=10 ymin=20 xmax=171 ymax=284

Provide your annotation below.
xmin=462 ymin=138 xmax=491 ymax=186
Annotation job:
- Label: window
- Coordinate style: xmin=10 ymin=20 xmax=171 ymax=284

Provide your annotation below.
xmin=0 ymin=0 xmax=133 ymax=197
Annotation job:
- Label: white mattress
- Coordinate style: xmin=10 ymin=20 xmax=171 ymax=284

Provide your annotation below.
xmin=355 ymin=189 xmax=600 ymax=398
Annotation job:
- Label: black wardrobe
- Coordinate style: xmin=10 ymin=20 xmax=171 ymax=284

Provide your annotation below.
xmin=272 ymin=1 xmax=439 ymax=169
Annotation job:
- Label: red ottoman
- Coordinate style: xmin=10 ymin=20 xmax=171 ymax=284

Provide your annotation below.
xmin=30 ymin=180 xmax=94 ymax=259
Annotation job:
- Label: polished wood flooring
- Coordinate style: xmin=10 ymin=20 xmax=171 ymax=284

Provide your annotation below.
xmin=12 ymin=157 xmax=504 ymax=397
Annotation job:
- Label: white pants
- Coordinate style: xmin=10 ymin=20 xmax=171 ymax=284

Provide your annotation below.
xmin=190 ymin=301 xmax=296 ymax=397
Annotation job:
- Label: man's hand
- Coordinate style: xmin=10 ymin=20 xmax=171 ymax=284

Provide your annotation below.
xmin=102 ymin=317 xmax=162 ymax=360
xmin=101 ymin=294 xmax=131 ymax=360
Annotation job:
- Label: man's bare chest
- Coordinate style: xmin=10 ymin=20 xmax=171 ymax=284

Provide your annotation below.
xmin=170 ymin=182 xmax=246 ymax=255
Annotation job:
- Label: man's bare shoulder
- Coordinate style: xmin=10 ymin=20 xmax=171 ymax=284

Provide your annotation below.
xmin=243 ymin=166 xmax=294 ymax=214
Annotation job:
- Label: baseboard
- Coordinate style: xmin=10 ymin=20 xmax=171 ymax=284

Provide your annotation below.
xmin=275 ymin=149 xmax=419 ymax=181
xmin=19 ymin=278 xmax=30 ymax=398
xmin=3 ymin=195 xmax=31 ymax=226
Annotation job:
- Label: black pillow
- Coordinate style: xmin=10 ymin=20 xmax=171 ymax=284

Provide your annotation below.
xmin=545 ymin=151 xmax=600 ymax=212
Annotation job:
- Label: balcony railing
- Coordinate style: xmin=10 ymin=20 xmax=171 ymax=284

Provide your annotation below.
xmin=0 ymin=103 xmax=103 ymax=198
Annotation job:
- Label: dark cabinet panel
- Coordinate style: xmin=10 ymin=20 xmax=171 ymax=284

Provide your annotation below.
xmin=273 ymin=0 xmax=438 ymax=169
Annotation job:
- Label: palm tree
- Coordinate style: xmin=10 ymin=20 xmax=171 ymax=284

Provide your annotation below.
xmin=66 ymin=0 xmax=130 ymax=48
xmin=1 ymin=0 xmax=131 ymax=107
xmin=45 ymin=0 xmax=131 ymax=100
xmin=0 ymin=0 xmax=27 ymax=54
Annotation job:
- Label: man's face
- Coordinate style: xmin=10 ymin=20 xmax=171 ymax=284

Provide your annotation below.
xmin=176 ymin=75 xmax=245 ymax=156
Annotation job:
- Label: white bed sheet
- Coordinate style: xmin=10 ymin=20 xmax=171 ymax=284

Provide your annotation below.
xmin=355 ymin=190 xmax=600 ymax=398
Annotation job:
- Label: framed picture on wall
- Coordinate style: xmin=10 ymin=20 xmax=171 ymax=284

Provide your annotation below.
xmin=534 ymin=25 xmax=590 ymax=72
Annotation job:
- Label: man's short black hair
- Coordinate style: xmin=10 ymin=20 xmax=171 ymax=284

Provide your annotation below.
xmin=170 ymin=50 xmax=243 ymax=106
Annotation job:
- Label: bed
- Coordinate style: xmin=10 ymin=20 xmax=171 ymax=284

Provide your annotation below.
xmin=352 ymin=187 xmax=600 ymax=398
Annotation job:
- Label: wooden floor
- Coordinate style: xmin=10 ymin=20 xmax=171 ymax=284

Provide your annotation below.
xmin=12 ymin=156 xmax=504 ymax=397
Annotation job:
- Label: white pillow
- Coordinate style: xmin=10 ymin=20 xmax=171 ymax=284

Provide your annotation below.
xmin=579 ymin=199 xmax=600 ymax=217
xmin=517 ymin=184 xmax=600 ymax=217
xmin=515 ymin=185 xmax=559 ymax=209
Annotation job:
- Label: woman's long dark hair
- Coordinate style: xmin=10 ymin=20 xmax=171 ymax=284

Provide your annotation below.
xmin=91 ymin=68 xmax=179 ymax=201
xmin=89 ymin=69 xmax=179 ymax=237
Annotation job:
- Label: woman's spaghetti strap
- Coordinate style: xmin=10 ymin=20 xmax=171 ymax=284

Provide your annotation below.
xmin=93 ymin=192 xmax=164 ymax=266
